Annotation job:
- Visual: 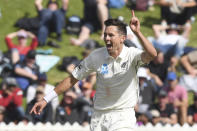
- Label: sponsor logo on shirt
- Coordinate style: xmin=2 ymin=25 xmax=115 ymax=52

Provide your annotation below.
xmin=101 ymin=64 xmax=108 ymax=75
xmin=121 ymin=61 xmax=128 ymax=69
xmin=77 ymin=64 xmax=82 ymax=70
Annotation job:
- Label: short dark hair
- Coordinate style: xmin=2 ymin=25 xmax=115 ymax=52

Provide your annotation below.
xmin=104 ymin=19 xmax=127 ymax=36
xmin=26 ymin=50 xmax=36 ymax=59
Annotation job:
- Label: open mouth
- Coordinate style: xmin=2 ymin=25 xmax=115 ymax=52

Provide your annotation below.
xmin=106 ymin=43 xmax=112 ymax=50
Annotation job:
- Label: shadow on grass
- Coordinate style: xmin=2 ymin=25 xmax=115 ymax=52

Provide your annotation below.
xmin=141 ymin=16 xmax=161 ymax=28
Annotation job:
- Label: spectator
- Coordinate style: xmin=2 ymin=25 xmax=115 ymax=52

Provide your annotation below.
xmin=55 ymin=89 xmax=90 ymax=125
xmin=149 ymin=109 xmax=161 ymax=125
xmin=26 ymin=86 xmax=53 ymax=124
xmin=14 ymin=50 xmax=40 ymax=92
xmin=151 ymin=23 xmax=191 ymax=57
xmin=136 ymin=67 xmax=156 ymax=114
xmin=0 ymin=77 xmax=24 ymax=123
xmin=179 ymin=50 xmax=197 ymax=93
xmin=5 ymin=29 xmax=38 ymax=64
xmin=26 ymin=72 xmax=59 ymax=119
xmin=0 ymin=106 xmax=5 ymax=123
xmin=150 ymin=23 xmax=191 ymax=71
xmin=136 ymin=110 xmax=152 ymax=126
xmin=79 ymin=81 xmax=94 ymax=123
xmin=155 ymin=0 xmax=194 ymax=25
xmin=97 ymin=0 xmax=109 ymax=39
xmin=70 ymin=0 xmax=109 ymax=46
xmin=35 ymin=0 xmax=69 ymax=46
xmin=149 ymin=90 xmax=178 ymax=125
xmin=187 ymin=93 xmax=197 ymax=125
xmin=165 ymin=72 xmax=188 ymax=125
xmin=148 ymin=50 xmax=169 ymax=88
xmin=179 ymin=0 xmax=197 ymax=15
xmin=135 ymin=67 xmax=156 ymax=126
xmin=180 ymin=50 xmax=197 ymax=76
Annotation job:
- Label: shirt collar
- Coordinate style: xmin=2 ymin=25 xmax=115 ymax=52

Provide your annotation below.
xmin=117 ymin=45 xmax=127 ymax=60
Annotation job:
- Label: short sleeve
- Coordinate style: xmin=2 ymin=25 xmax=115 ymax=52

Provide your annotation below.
xmin=131 ymin=47 xmax=144 ymax=68
xmin=72 ymin=54 xmax=95 ymax=80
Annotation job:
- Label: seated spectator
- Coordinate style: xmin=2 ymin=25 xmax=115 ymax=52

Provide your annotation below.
xmin=150 ymin=23 xmax=191 ymax=71
xmin=151 ymin=23 xmax=191 ymax=58
xmin=5 ymin=29 xmax=38 ymax=64
xmin=179 ymin=0 xmax=197 ymax=15
xmin=155 ymin=0 xmax=194 ymax=25
xmin=0 ymin=77 xmax=24 ymax=124
xmin=70 ymin=0 xmax=109 ymax=46
xmin=0 ymin=106 xmax=5 ymax=123
xmin=165 ymin=72 xmax=188 ymax=125
xmin=55 ymin=89 xmax=90 ymax=125
xmin=136 ymin=109 xmax=152 ymax=126
xmin=14 ymin=50 xmax=40 ymax=92
xmin=149 ymin=90 xmax=178 ymax=125
xmin=26 ymin=72 xmax=59 ymax=119
xmin=180 ymin=49 xmax=197 ymax=76
xmin=136 ymin=67 xmax=156 ymax=113
xmin=97 ymin=0 xmax=109 ymax=39
xmin=187 ymin=93 xmax=197 ymax=125
xmin=148 ymin=50 xmax=169 ymax=89
xmin=35 ymin=0 xmax=69 ymax=46
xmin=135 ymin=67 xmax=157 ymax=126
xmin=26 ymin=86 xmax=53 ymax=124
xmin=179 ymin=50 xmax=197 ymax=93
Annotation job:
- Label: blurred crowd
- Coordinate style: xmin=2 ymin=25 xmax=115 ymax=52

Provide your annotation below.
xmin=0 ymin=0 xmax=197 ymax=127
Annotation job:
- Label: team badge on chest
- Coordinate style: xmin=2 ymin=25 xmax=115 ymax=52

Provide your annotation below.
xmin=101 ymin=64 xmax=108 ymax=75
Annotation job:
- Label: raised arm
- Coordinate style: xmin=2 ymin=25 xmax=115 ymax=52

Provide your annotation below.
xmin=30 ymin=75 xmax=78 ymax=115
xmin=35 ymin=0 xmax=43 ymax=11
xmin=26 ymin=30 xmax=36 ymax=39
xmin=6 ymin=31 xmax=19 ymax=39
xmin=130 ymin=10 xmax=157 ymax=64
xmin=62 ymin=0 xmax=69 ymax=10
xmin=152 ymin=24 xmax=168 ymax=39
xmin=181 ymin=23 xmax=192 ymax=39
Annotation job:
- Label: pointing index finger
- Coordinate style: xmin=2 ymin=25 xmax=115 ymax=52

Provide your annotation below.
xmin=131 ymin=10 xmax=135 ymax=17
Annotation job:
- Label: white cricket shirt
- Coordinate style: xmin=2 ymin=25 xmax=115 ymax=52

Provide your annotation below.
xmin=72 ymin=45 xmax=144 ymax=110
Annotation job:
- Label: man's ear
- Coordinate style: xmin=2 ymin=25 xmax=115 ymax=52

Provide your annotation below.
xmin=120 ymin=35 xmax=126 ymax=44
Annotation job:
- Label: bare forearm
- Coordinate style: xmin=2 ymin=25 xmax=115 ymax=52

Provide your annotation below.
xmin=15 ymin=68 xmax=37 ymax=80
xmin=7 ymin=32 xmax=18 ymax=38
xmin=150 ymin=73 xmax=163 ymax=87
xmin=62 ymin=0 xmax=69 ymax=10
xmin=35 ymin=0 xmax=43 ymax=11
xmin=181 ymin=56 xmax=194 ymax=74
xmin=54 ymin=75 xmax=78 ymax=95
xmin=181 ymin=1 xmax=197 ymax=7
xmin=26 ymin=31 xmax=36 ymax=38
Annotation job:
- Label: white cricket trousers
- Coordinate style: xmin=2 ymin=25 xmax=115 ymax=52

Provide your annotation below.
xmin=90 ymin=108 xmax=136 ymax=131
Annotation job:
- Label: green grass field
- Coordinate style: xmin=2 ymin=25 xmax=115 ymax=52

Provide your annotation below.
xmin=0 ymin=0 xmax=197 ymax=92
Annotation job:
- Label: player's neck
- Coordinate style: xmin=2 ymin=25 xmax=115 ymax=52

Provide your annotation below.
xmin=110 ymin=47 xmax=123 ymax=59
